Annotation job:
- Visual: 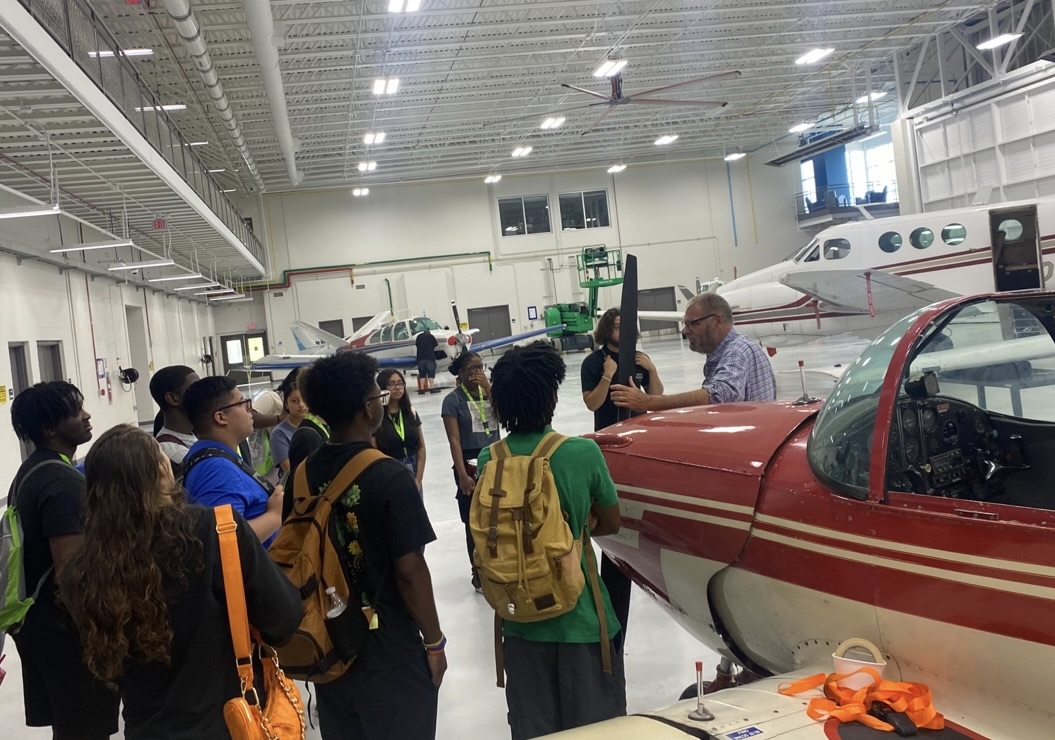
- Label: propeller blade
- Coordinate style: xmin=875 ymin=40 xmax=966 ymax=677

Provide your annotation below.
xmin=615 ymin=253 xmax=638 ymax=422
xmin=579 ymin=106 xmax=616 ymax=136
xmin=627 ymin=98 xmax=727 ymax=107
xmin=450 ymin=301 xmax=462 ymax=332
xmin=630 ymin=70 xmax=741 ymax=98
xmin=560 ymin=82 xmax=615 ymax=101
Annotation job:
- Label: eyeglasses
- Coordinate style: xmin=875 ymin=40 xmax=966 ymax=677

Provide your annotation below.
xmin=386 ymin=380 xmax=406 ymax=389
xmin=683 ymin=313 xmax=717 ymax=330
xmin=217 ymin=397 xmax=252 ymax=413
xmin=366 ymin=390 xmax=392 ymax=406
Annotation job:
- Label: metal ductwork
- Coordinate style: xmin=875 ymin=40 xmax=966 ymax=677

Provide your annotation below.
xmin=764 ymin=125 xmax=873 ymax=167
xmin=162 ymin=0 xmax=266 ymax=193
xmin=242 ymin=0 xmax=304 ymax=186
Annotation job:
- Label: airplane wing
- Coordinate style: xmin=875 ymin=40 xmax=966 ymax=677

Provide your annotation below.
xmin=637 ymin=310 xmax=683 ymax=324
xmin=779 ymin=268 xmax=957 ymax=313
xmin=346 ymin=311 xmax=391 ymax=342
xmin=290 ymin=321 xmax=347 ymax=353
xmin=248 ymin=354 xmax=322 ymax=371
xmin=471 ymin=324 xmax=565 ymax=353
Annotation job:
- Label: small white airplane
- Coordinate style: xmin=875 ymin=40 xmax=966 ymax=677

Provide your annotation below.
xmin=641 ymin=196 xmax=1053 ymax=348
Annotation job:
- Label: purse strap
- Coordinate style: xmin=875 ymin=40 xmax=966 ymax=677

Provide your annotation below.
xmin=215 ymin=504 xmax=258 ymax=704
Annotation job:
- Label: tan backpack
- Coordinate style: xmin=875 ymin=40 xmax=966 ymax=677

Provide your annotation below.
xmin=470 ymin=432 xmax=610 ymax=685
xmin=267 ymin=448 xmax=386 ymax=683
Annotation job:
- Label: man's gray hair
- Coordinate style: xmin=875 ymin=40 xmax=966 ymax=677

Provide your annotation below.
xmin=687 ymin=292 xmax=734 ymax=324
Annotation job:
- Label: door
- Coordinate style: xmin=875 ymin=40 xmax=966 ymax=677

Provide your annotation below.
xmin=9 ymin=342 xmax=32 ymax=462
xmin=125 ymin=306 xmax=154 ymax=424
xmin=36 ymin=341 xmax=64 ymax=382
xmin=220 ymin=331 xmax=269 ymax=384
xmin=991 ymin=206 xmax=1042 ymax=292
xmin=638 ymin=287 xmax=677 ymax=333
xmin=351 ymin=315 xmax=374 ymax=333
xmin=467 ymin=305 xmax=512 ymax=343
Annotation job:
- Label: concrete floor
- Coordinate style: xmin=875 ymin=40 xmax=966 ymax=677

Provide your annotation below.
xmin=0 ymin=331 xmax=870 ymax=739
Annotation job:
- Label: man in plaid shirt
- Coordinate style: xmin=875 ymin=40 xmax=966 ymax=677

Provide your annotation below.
xmin=610 ymin=293 xmax=776 ymax=411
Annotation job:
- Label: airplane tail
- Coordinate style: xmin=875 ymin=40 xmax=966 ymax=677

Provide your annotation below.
xmin=290 ymin=321 xmax=347 ymax=352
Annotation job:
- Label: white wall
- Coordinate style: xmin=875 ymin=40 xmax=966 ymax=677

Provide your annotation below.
xmin=0 ymin=216 xmax=215 ymax=491
xmin=228 ymin=158 xmax=806 ymax=350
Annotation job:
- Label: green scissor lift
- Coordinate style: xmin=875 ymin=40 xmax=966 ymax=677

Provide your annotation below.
xmin=544 ymin=246 xmax=624 ymax=352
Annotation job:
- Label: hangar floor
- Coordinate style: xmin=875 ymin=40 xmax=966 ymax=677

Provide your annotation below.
xmin=0 ymin=331 xmax=870 ymax=739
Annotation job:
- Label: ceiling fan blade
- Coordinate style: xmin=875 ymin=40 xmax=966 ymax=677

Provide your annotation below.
xmin=631 ymin=70 xmax=741 ymax=98
xmin=627 ymin=98 xmax=728 ymax=107
xmin=579 ymin=106 xmax=616 ymax=136
xmin=489 ymin=103 xmax=602 ymax=125
xmin=560 ymin=82 xmax=615 ymax=101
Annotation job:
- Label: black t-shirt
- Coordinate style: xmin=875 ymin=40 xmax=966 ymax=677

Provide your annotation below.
xmin=375 ymin=408 xmax=422 ymax=460
xmin=415 ymin=331 xmax=438 ymax=361
xmin=580 ymin=346 xmax=650 ymax=431
xmin=9 ymin=449 xmax=85 ymax=611
xmin=288 ymin=442 xmax=436 ymax=669
xmin=119 ymin=506 xmax=302 ymax=740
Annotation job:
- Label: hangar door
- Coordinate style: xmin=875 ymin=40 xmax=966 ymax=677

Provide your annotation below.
xmin=467 ymin=305 xmax=512 ymax=343
xmin=639 ymin=287 xmax=678 ymax=333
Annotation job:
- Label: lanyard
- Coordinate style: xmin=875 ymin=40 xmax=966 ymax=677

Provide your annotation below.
xmin=58 ymin=453 xmax=74 ymax=466
xmin=461 ymin=384 xmax=491 ymax=434
xmin=389 ymin=410 xmax=408 ymax=457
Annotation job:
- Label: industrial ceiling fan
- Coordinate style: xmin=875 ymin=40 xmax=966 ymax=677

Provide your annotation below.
xmin=555 ymin=68 xmax=742 ymax=135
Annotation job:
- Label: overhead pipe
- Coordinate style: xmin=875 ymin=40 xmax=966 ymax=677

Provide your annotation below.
xmin=242 ymin=0 xmax=304 ymax=186
xmin=162 ymin=0 xmax=266 ymax=192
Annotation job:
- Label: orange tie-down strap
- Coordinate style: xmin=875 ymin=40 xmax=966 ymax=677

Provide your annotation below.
xmin=778 ymin=667 xmax=944 ymax=733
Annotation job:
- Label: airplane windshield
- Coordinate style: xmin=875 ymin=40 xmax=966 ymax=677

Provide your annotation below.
xmin=786 ymin=239 xmax=818 ymax=263
xmin=410 ymin=317 xmax=443 ymax=333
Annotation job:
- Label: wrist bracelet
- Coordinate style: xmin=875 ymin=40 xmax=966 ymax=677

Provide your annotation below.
xmin=602 ymin=375 xmax=613 ymax=382
xmin=424 ymin=633 xmax=446 ymax=652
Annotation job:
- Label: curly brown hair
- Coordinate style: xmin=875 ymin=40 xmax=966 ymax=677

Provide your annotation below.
xmin=59 ymin=424 xmax=203 ymax=686
xmin=593 ymin=307 xmax=620 ymax=347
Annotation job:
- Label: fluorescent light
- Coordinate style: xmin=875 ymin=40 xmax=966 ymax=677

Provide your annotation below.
xmin=540 ymin=117 xmax=565 ymax=130
xmin=364 ymin=131 xmax=386 ymax=145
xmin=135 ymin=104 xmax=186 ymax=112
xmin=511 ymin=146 xmax=532 ymax=157
xmin=50 ymin=239 xmax=134 ymax=254
xmin=607 ymin=164 xmax=626 ymax=173
xmin=593 ymin=59 xmax=628 ymax=78
xmin=654 ymin=134 xmax=678 ymax=146
xmin=148 ymin=273 xmax=203 ymax=282
xmin=0 ymin=203 xmax=61 ymax=220
xmin=222 ymin=188 xmax=236 ymax=193
xmin=388 ymin=0 xmax=420 ymax=11
xmin=789 ymin=122 xmax=812 ymax=133
xmin=358 ymin=161 xmax=377 ymax=172
xmin=352 ymin=188 xmax=370 ymax=196
xmin=89 ymin=48 xmax=154 ymax=58
xmin=211 ymin=293 xmax=248 ymax=301
xmin=795 ymin=48 xmax=834 ymax=65
xmin=484 ymin=174 xmax=502 ymax=183
xmin=724 ymin=152 xmax=746 ymax=161
xmin=109 ymin=259 xmax=175 ymax=271
xmin=855 ymin=91 xmax=887 ymax=104
xmin=373 ymin=78 xmax=399 ymax=95
xmin=186 ymin=141 xmax=208 ymax=147
xmin=174 ymin=283 xmax=219 ymax=291
xmin=208 ymin=168 xmax=225 ymax=173
xmin=194 ymin=288 xmax=237 ymax=296
xmin=978 ymin=33 xmax=1022 ymax=50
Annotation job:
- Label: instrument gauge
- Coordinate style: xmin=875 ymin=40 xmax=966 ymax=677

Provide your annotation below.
xmin=901 ymin=408 xmax=918 ymax=434
xmin=904 ymin=438 xmax=922 ymax=464
xmin=921 ymin=408 xmax=939 ymax=433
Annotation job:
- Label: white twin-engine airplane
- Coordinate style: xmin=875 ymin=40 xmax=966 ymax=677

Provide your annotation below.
xmin=642 ymin=196 xmax=1054 ymax=347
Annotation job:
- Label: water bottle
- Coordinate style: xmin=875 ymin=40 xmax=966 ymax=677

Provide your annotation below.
xmin=325 ymin=586 xmax=347 ymax=619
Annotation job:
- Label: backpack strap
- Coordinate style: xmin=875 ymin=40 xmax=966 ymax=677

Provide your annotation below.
xmin=6 ymin=459 xmax=76 ymax=601
xmin=582 ymin=526 xmax=612 ymax=677
xmin=215 ymin=504 xmax=258 ymax=704
xmin=182 ymin=446 xmax=275 ymax=495
xmin=291 ymin=448 xmax=388 ymax=506
xmin=530 ymin=431 xmax=568 ymax=460
xmin=156 ymin=433 xmax=190 ymax=448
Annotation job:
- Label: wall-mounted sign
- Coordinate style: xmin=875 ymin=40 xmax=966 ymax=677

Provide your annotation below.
xmin=527 ymin=306 xmax=538 ymax=321
xmin=0 ymin=385 xmax=8 ymax=404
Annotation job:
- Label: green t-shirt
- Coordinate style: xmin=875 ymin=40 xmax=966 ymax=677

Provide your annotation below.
xmin=477 ymin=427 xmax=621 ymax=644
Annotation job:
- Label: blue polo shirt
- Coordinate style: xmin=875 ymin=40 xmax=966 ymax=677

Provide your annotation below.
xmin=183 ymin=439 xmax=273 ymax=545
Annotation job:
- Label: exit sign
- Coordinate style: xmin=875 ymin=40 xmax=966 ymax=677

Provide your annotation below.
xmin=153 ymin=217 xmax=166 ymax=229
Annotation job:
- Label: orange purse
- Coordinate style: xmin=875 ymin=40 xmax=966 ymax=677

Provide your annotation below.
xmin=215 ymin=505 xmax=306 ymax=740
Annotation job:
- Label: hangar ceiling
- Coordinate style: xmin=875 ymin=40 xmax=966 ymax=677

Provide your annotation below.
xmin=0 ymin=0 xmax=1045 ymax=280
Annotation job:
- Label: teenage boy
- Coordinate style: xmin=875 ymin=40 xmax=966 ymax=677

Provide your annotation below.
xmin=149 ymin=364 xmax=199 ymax=469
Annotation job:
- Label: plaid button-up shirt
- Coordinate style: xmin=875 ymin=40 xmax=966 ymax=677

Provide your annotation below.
xmin=703 ymin=328 xmax=777 ymax=404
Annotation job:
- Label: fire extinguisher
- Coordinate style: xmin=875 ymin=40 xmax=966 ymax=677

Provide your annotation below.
xmin=106 ymin=372 xmax=113 ymax=402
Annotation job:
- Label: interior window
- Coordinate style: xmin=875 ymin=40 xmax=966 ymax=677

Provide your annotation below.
xmin=823 ymin=239 xmax=851 ymax=260
xmin=394 ymin=324 xmax=410 ymax=340
xmin=998 ymin=219 xmax=1024 ymax=241
xmin=942 ymin=223 xmax=967 ymax=246
xmin=910 ymin=227 xmax=935 ymax=249
xmin=380 ymin=326 xmax=394 ymax=343
xmin=802 ymin=243 xmax=821 ymax=262
xmin=879 ymin=231 xmax=902 ymax=253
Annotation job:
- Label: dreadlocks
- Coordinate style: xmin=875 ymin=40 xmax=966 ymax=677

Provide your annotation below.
xmin=489 ymin=341 xmax=566 ymax=433
xmin=11 ymin=381 xmax=85 ymax=446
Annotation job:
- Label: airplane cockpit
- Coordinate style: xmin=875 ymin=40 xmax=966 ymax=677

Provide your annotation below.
xmin=809 ymin=295 xmax=1055 ymax=509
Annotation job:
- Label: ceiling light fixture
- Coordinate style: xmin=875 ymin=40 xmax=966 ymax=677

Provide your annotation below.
xmin=977 ymin=33 xmax=1023 ymax=50
xmin=352 ymin=188 xmax=370 ymax=196
xmin=724 ymin=152 xmax=746 ymax=161
xmin=222 ymin=188 xmax=236 ymax=193
xmin=373 ymin=77 xmax=399 ymax=95
xmin=89 ymin=48 xmax=154 ymax=58
xmin=511 ymin=146 xmax=532 ymax=157
xmin=654 ymin=134 xmax=678 ymax=146
xmin=174 ymin=283 xmax=219 ymax=291
xmin=540 ymin=117 xmax=565 ymax=130
xmin=109 ymin=259 xmax=175 ymax=271
xmin=185 ymin=141 xmax=208 ymax=147
xmin=364 ymin=132 xmax=386 ymax=145
xmin=210 ymin=293 xmax=249 ymax=301
xmin=194 ymin=288 xmax=237 ymax=296
xmin=135 ymin=104 xmax=186 ymax=112
xmin=484 ymin=174 xmax=502 ymax=183
xmin=795 ymin=48 xmax=834 ymax=65
xmin=855 ymin=91 xmax=887 ymax=104
xmin=593 ymin=59 xmax=628 ymax=78
xmin=388 ymin=0 xmax=421 ymax=11
xmin=789 ymin=122 xmax=813 ymax=133
xmin=50 ymin=238 xmax=134 ymax=254
xmin=0 ymin=203 xmax=61 ymax=220
xmin=358 ymin=161 xmax=378 ymax=172
xmin=148 ymin=273 xmax=204 ymax=282
xmin=607 ymin=164 xmax=627 ymax=173
xmin=208 ymin=168 xmax=225 ymax=173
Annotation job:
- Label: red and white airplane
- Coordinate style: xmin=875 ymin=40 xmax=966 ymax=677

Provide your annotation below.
xmin=567 ymin=290 xmax=1055 ymax=738
xmin=641 ymin=197 xmax=1054 ymax=349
